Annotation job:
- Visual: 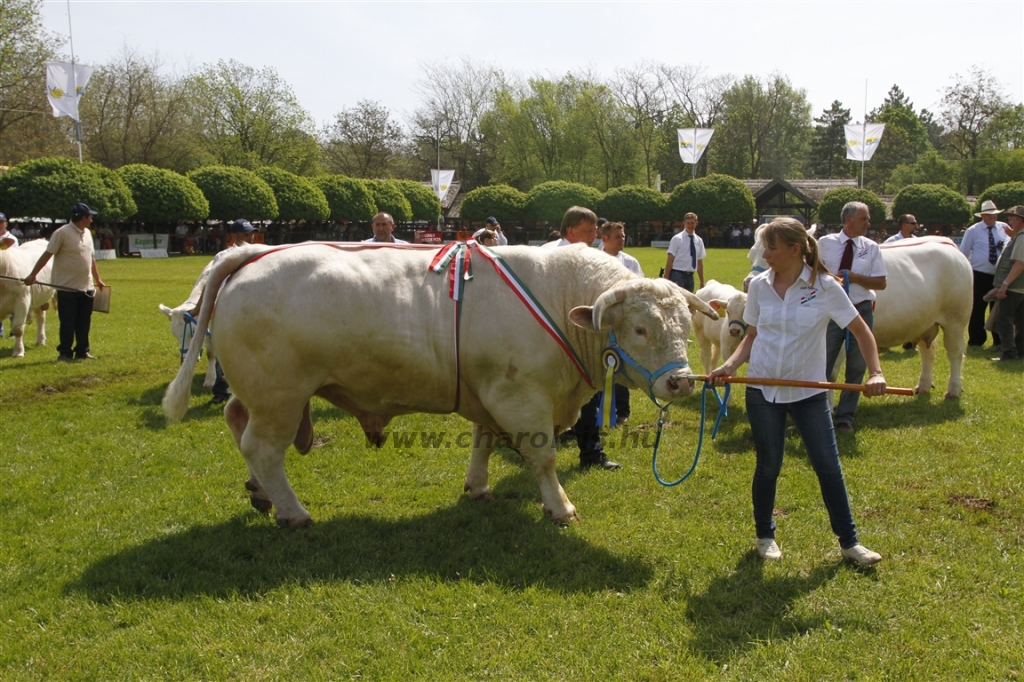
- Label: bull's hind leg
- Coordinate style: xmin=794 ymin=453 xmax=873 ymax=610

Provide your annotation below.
xmin=914 ymin=324 xmax=940 ymax=396
xmin=239 ymin=406 xmax=312 ymax=527
xmin=225 ymin=398 xmax=273 ymax=514
xmin=464 ymin=423 xmax=497 ymax=500
xmin=33 ymin=307 xmax=46 ymax=346
xmin=942 ymin=325 xmax=965 ymax=399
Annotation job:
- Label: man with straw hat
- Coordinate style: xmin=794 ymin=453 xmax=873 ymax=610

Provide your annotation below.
xmin=960 ymin=200 xmax=1010 ymax=348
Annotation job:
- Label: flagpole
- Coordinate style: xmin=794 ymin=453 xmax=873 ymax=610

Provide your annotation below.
xmin=66 ymin=0 xmax=83 ymax=162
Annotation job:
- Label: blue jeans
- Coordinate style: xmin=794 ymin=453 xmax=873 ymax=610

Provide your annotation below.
xmin=825 ymin=300 xmax=873 ymax=426
xmin=745 ymin=388 xmax=858 ymax=548
xmin=668 ymin=269 xmax=695 ymax=292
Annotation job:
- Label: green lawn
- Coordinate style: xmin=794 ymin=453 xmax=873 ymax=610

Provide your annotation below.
xmin=1 ymin=247 xmax=1021 ymax=680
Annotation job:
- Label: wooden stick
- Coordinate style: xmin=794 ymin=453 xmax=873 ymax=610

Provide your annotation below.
xmin=688 ymin=374 xmax=915 ymax=396
xmin=0 ymin=274 xmax=84 ymax=293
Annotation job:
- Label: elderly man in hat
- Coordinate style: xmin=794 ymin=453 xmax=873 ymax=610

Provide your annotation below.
xmin=991 ymin=206 xmax=1024 ymax=362
xmin=960 ymin=200 xmax=1010 ymax=348
xmin=24 ymin=203 xmax=106 ymax=361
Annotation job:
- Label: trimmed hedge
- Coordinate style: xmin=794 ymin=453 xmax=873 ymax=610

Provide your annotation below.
xmin=393 ymin=180 xmax=443 ymax=222
xmin=665 ymin=174 xmax=755 ymax=224
xmin=313 ymin=176 xmax=377 ymax=222
xmin=525 ymin=181 xmax=603 ymax=224
xmin=817 ymin=187 xmax=887 ymax=225
xmin=892 ymin=184 xmax=972 ymax=228
xmin=365 ymin=180 xmax=413 ymax=223
xmin=116 ymin=164 xmax=209 ymax=224
xmin=255 ymin=167 xmax=329 ymax=222
xmin=187 ymin=166 xmax=278 ymax=221
xmin=459 ymin=184 xmax=528 ymax=223
xmin=975 ymin=182 xmax=1024 ymax=214
xmin=0 ymin=156 xmax=137 ymax=221
xmin=595 ymin=185 xmax=665 ymax=224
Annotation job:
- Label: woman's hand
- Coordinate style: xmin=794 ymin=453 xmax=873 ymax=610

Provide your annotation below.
xmin=708 ymin=364 xmax=734 ymax=388
xmin=864 ymin=372 xmax=887 ymax=397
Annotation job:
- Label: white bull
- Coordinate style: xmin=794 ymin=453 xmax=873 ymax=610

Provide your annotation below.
xmin=748 ymin=233 xmax=971 ymax=398
xmin=163 ymin=242 xmax=719 ymax=526
xmin=0 ymin=240 xmax=56 ymax=358
xmin=692 ymin=279 xmax=748 ymax=377
xmin=158 ymin=259 xmax=218 ymax=388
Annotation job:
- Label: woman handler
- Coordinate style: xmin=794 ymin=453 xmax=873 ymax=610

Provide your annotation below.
xmin=709 ymin=217 xmax=885 ymax=566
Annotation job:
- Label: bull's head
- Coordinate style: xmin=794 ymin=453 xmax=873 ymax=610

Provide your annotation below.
xmin=569 ymin=279 xmax=718 ymax=402
xmin=159 ymin=303 xmax=198 ymax=360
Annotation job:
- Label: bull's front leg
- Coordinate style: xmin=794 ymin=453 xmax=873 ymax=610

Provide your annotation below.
xmin=464 ymin=423 xmax=496 ymax=500
xmin=9 ymin=302 xmax=28 ymax=358
xmin=520 ymin=430 xmax=577 ymax=524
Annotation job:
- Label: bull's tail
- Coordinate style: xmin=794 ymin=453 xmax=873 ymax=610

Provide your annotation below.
xmin=162 ymin=245 xmax=264 ymax=422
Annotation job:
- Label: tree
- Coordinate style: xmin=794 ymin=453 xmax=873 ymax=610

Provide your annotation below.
xmin=887 ymin=150 xmax=960 ymax=193
xmin=613 ymin=61 xmax=668 ymax=188
xmin=0 ymin=156 xmax=136 ymax=220
xmin=974 ymin=182 xmax=1024 ymax=214
xmin=524 ymin=181 xmax=602 ymax=224
xmin=364 ymin=180 xmax=413 ymax=222
xmin=816 ymin=187 xmax=887 ymax=226
xmin=459 ymin=184 xmax=527 ymax=223
xmin=940 ymin=67 xmax=1009 ymax=194
xmin=892 ymin=184 xmax=971 ymax=228
xmin=862 ymin=85 xmax=933 ymax=191
xmin=806 ymin=101 xmax=855 ymax=179
xmin=596 ymin=185 xmax=665 ymax=224
xmin=392 ymin=180 xmax=442 ymax=222
xmin=658 ymin=64 xmax=732 ymax=181
xmin=116 ymin=164 xmax=208 ymax=224
xmin=322 ymin=100 xmax=405 ymax=178
xmin=713 ymin=74 xmax=811 ymax=178
xmin=186 ymin=59 xmax=320 ymax=175
xmin=255 ymin=167 xmax=329 ymax=221
xmin=665 ymin=174 xmax=755 ymax=224
xmin=187 ymin=165 xmax=278 ymax=221
xmin=313 ymin=175 xmax=377 ymax=222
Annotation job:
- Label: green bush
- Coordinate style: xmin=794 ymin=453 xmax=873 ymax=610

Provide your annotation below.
xmin=313 ymin=176 xmax=377 ymax=222
xmin=0 ymin=156 xmax=137 ymax=221
xmin=665 ymin=174 xmax=755 ymax=224
xmin=525 ymin=181 xmax=603 ymax=224
xmin=975 ymin=182 xmax=1024 ymax=214
xmin=364 ymin=180 xmax=413 ymax=223
xmin=459 ymin=184 xmax=528 ymax=223
xmin=187 ymin=166 xmax=278 ymax=221
xmin=255 ymin=167 xmax=329 ymax=222
xmin=393 ymin=180 xmax=443 ymax=222
xmin=116 ymin=164 xmax=209 ymax=224
xmin=817 ymin=187 xmax=888 ymax=225
xmin=892 ymin=184 xmax=971 ymax=228
xmin=595 ymin=185 xmax=665 ymax=224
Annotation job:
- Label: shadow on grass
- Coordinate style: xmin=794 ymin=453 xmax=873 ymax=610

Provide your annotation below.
xmin=684 ymin=553 xmax=857 ymax=664
xmin=66 ymin=473 xmax=652 ymax=603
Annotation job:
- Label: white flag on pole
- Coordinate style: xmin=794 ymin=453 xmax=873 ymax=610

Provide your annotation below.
xmin=844 ymin=123 xmax=886 ymax=161
xmin=46 ymin=61 xmax=93 ymax=121
xmin=431 ymin=169 xmax=455 ymax=202
xmin=677 ymin=128 xmax=715 ymax=164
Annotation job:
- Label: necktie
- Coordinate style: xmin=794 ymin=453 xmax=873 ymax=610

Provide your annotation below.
xmin=988 ymin=227 xmax=998 ymax=265
xmin=839 ymin=238 xmax=854 ymax=272
xmin=690 ymin=233 xmax=697 ymax=269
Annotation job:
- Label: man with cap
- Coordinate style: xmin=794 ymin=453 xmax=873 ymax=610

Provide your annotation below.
xmin=663 ymin=212 xmax=705 ymax=292
xmin=0 ymin=212 xmax=17 ymax=250
xmin=363 ymin=213 xmax=409 ymax=244
xmin=990 ymin=206 xmax=1024 ymax=362
xmin=188 ymin=219 xmax=261 ymax=404
xmin=484 ymin=217 xmax=508 ymax=246
xmin=960 ymin=200 xmax=1010 ymax=348
xmin=23 ymin=203 xmax=106 ymax=361
xmin=884 ymin=214 xmax=919 ymax=243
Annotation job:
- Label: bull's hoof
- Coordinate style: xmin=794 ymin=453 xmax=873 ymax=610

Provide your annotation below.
xmin=249 ymin=495 xmax=274 ymax=514
xmin=943 ymin=391 xmax=962 ymax=400
xmin=276 ymin=515 xmax=314 ymax=528
xmin=463 ymin=482 xmax=493 ymax=501
xmin=544 ymin=507 xmax=580 ymax=526
xmin=913 ymin=386 xmax=932 ymax=395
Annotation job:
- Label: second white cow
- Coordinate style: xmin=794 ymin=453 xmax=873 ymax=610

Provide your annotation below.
xmin=692 ymin=279 xmax=748 ymax=375
xmin=158 ymin=259 xmax=218 ymax=387
xmin=0 ymin=240 xmax=56 ymax=358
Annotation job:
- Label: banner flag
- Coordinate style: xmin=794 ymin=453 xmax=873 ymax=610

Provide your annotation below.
xmin=45 ymin=61 xmax=93 ymax=121
xmin=845 ymin=123 xmax=886 ymax=161
xmin=431 ymin=169 xmax=455 ymax=202
xmin=677 ymin=128 xmax=715 ymax=164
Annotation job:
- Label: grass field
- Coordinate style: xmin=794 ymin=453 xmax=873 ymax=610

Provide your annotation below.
xmin=1 ymin=246 xmax=1021 ymax=680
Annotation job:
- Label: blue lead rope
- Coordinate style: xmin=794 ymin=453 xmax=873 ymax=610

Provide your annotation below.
xmin=651 ymin=380 xmax=731 ymax=487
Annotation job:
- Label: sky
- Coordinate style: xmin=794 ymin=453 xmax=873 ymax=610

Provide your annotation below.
xmin=42 ymin=0 xmax=1024 ymax=129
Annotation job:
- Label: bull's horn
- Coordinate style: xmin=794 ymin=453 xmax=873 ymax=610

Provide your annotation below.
xmin=592 ymin=287 xmax=627 ymax=331
xmin=680 ymin=288 xmax=719 ymax=320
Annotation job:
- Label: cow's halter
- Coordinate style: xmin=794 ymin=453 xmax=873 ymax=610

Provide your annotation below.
xmin=179 ymin=310 xmax=210 ymax=362
xmin=602 ymin=330 xmax=689 ymax=411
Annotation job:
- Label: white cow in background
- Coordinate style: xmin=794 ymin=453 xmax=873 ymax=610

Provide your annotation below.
xmin=158 ymin=259 xmax=218 ymax=388
xmin=692 ymin=279 xmax=748 ymax=378
xmin=163 ymin=242 xmax=719 ymax=527
xmin=0 ymin=240 xmax=56 ymax=358
xmin=747 ymin=230 xmax=972 ymax=399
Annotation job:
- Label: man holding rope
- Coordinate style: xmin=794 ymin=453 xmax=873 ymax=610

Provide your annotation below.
xmin=23 ymin=203 xmax=105 ymax=362
xmin=710 ymin=217 xmax=885 ymax=567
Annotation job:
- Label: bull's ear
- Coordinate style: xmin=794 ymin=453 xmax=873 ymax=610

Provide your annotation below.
xmin=709 ymin=299 xmax=727 ymax=312
xmin=569 ymin=306 xmax=596 ymax=330
xmin=159 ymin=304 xmax=173 ymax=317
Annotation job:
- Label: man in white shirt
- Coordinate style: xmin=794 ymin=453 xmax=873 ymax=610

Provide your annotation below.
xmin=818 ymin=201 xmax=887 ymax=432
xmin=663 ymin=212 xmax=705 ymax=292
xmin=884 ymin=214 xmax=919 ymax=243
xmin=0 ymin=212 xmax=17 ymax=249
xmin=960 ymin=200 xmax=1010 ymax=347
xmin=363 ymin=213 xmax=409 ymax=244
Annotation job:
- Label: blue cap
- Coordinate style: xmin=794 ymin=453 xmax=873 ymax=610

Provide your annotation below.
xmin=71 ymin=203 xmax=97 ymax=217
xmin=485 ymin=216 xmax=499 ymax=225
xmin=228 ymin=219 xmax=259 ymax=233
xmin=0 ymin=212 xmax=7 ymax=222
xmin=597 ymin=217 xmax=608 ymax=226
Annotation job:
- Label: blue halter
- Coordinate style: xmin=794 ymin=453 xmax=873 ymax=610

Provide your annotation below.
xmin=179 ymin=311 xmax=211 ymax=362
xmin=605 ymin=330 xmax=690 ymax=410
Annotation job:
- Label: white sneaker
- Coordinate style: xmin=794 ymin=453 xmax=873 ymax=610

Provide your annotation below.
xmin=841 ymin=544 xmax=882 ymax=566
xmin=756 ymin=538 xmax=782 ymax=560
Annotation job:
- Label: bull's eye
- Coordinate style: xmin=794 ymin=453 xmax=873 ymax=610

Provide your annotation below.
xmin=635 ymin=325 xmax=647 ymax=338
